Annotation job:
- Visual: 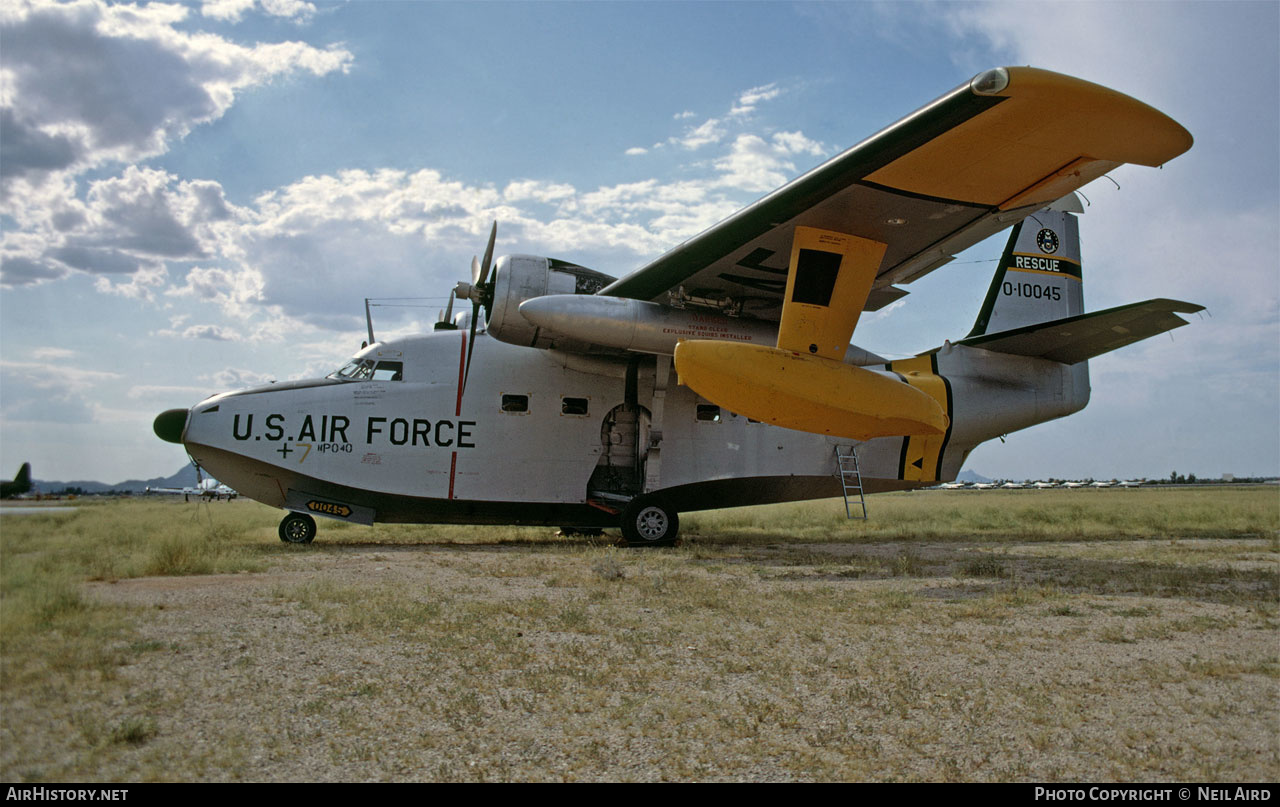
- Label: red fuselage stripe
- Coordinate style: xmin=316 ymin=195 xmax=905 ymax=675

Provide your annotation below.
xmin=455 ymin=331 xmax=467 ymax=417
xmin=451 ymin=332 xmax=466 ymax=498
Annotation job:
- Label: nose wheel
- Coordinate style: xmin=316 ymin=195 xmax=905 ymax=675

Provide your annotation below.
xmin=278 ymin=512 xmax=317 ymax=544
xmin=620 ymin=497 xmax=679 ymax=547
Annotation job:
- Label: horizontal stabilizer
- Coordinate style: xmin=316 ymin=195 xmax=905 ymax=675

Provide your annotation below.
xmin=955 ymin=299 xmax=1204 ymax=364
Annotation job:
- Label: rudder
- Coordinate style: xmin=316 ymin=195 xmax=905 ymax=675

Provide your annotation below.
xmin=968 ymin=203 xmax=1084 ymax=337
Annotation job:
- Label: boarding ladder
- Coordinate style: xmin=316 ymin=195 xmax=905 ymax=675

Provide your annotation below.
xmin=835 ymin=445 xmax=867 ymax=520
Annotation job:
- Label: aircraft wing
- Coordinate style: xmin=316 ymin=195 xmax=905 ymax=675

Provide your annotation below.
xmin=598 ymin=67 xmax=1193 ymax=320
xmin=953 ymin=298 xmax=1205 ymax=364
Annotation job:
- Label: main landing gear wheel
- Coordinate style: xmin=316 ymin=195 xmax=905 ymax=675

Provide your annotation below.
xmin=620 ymin=498 xmax=679 ymax=547
xmin=278 ymin=512 xmax=317 ymax=544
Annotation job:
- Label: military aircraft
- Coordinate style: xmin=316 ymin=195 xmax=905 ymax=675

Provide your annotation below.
xmin=0 ymin=463 xmax=33 ymax=499
xmin=146 ymin=464 xmax=238 ymax=502
xmin=153 ymin=67 xmax=1201 ymax=546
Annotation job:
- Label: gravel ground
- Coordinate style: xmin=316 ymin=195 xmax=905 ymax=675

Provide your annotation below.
xmin=4 ymin=540 xmax=1277 ymax=782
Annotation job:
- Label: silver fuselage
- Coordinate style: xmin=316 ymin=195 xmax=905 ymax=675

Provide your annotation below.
xmin=176 ymin=329 xmax=1087 ymax=527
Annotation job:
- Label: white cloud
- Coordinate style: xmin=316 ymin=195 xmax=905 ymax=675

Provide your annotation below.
xmin=93 ymin=261 xmax=168 ymax=301
xmin=201 ymin=0 xmax=320 ymax=23
xmin=0 ymin=0 xmax=351 ymax=202
xmin=713 ymin=134 xmax=797 ymax=192
xmin=671 ymin=117 xmax=724 ymax=150
xmin=0 ymin=359 xmax=123 ymax=425
xmin=3 ymin=165 xmax=247 ymax=289
xmin=181 ymin=323 xmax=240 ymax=341
xmin=127 ymin=383 xmax=215 ymax=401
xmin=729 ymin=82 xmax=782 ymax=117
xmin=503 ymin=179 xmax=576 ymax=204
xmin=204 ymin=367 xmax=276 ymax=389
xmin=772 ymin=130 xmax=825 ymax=157
xmin=260 ymin=0 xmax=316 ymax=20
xmin=3 ymin=52 xmax=830 ymax=340
xmin=624 ymin=146 xmax=648 ymax=156
xmin=31 ymin=347 xmax=76 ymax=360
xmin=201 ymin=0 xmax=256 ymax=22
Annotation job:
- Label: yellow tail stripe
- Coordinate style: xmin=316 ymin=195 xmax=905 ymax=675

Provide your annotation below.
xmin=889 ymin=356 xmax=953 ymax=481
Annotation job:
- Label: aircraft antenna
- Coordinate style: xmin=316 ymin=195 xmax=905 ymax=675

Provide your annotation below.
xmin=364 ymin=298 xmax=375 ymax=346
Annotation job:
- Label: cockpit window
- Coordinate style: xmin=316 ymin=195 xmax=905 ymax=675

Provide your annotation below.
xmin=329 ymin=359 xmax=374 ymax=380
xmin=329 ymin=357 xmax=404 ymax=382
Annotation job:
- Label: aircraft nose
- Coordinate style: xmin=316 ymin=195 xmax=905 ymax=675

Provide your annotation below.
xmin=153 ymin=408 xmax=189 ymax=444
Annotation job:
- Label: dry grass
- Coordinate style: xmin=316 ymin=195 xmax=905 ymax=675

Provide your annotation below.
xmin=1 ymin=489 xmax=1276 ymax=782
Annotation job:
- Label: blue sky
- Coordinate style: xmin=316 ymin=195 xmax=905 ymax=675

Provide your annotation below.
xmin=1 ymin=0 xmax=1277 ymax=483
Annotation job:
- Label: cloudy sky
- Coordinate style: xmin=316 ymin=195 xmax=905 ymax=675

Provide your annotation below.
xmin=1 ymin=0 xmax=1276 ymax=484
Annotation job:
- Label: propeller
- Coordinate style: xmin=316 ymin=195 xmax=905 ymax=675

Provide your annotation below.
xmin=433 ymin=288 xmax=458 ymax=330
xmin=453 ymin=221 xmax=498 ymax=394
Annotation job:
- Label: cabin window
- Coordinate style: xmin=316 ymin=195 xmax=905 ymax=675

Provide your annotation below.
xmin=561 ymin=396 xmax=589 ymax=416
xmin=501 ymin=394 xmax=530 ymax=414
xmin=696 ymin=404 xmax=721 ymax=423
xmin=372 ymin=361 xmax=403 ymax=381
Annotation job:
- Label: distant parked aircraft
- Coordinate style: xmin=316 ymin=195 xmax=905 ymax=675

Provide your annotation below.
xmin=147 ymin=464 xmax=237 ymax=502
xmin=0 ymin=463 xmax=33 ymax=499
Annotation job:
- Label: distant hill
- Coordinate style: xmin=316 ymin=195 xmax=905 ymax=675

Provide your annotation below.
xmin=33 ymin=464 xmax=199 ymax=495
xmin=957 ymin=469 xmax=994 ymax=484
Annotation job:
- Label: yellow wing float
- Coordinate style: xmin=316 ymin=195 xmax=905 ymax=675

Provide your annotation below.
xmin=670 ymin=67 xmax=1192 ymax=441
xmin=676 ymin=226 xmax=949 ymax=440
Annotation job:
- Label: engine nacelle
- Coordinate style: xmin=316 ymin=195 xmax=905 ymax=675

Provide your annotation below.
xmin=485 ymin=255 xmax=617 ymax=348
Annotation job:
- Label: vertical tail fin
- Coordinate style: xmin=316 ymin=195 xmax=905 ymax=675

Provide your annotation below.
xmin=968 ymin=200 xmax=1084 ymax=337
xmin=1 ymin=462 xmax=32 ymax=498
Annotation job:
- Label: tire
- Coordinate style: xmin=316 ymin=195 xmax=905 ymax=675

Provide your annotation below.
xmin=278 ymin=512 xmax=317 ymax=544
xmin=620 ymin=498 xmax=679 ymax=547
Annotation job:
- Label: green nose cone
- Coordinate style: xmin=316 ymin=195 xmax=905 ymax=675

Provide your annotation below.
xmin=154 ymin=409 xmax=188 ymax=444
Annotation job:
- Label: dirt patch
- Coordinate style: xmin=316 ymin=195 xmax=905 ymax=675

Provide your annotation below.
xmin=5 ymin=539 xmax=1278 ymax=782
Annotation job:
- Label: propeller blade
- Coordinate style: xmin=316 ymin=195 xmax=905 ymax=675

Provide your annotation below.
xmin=460 ymin=220 xmax=497 ymax=395
xmin=463 ymin=301 xmax=480 ymax=395
xmin=477 ymin=221 xmax=497 ymax=286
xmin=443 ymin=288 xmax=455 ymax=322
